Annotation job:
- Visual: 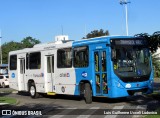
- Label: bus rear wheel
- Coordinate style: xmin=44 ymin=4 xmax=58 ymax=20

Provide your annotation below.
xmin=2 ymin=82 xmax=5 ymax=88
xmin=29 ymin=83 xmax=39 ymax=98
xmin=84 ymin=83 xmax=92 ymax=104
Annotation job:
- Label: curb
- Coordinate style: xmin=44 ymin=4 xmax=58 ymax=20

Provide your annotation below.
xmin=12 ymin=91 xmax=18 ymax=94
xmin=0 ymin=91 xmax=18 ymax=94
xmin=0 ymin=103 xmax=9 ymax=105
xmin=14 ymin=99 xmax=20 ymax=105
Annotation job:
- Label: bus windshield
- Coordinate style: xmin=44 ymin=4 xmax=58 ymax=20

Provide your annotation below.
xmin=111 ymin=39 xmax=151 ymax=82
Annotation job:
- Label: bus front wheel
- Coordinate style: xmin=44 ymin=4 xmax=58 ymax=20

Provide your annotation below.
xmin=29 ymin=83 xmax=39 ymax=98
xmin=84 ymin=83 xmax=92 ymax=104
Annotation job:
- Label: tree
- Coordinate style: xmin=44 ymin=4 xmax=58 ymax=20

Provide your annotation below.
xmin=83 ymin=29 xmax=109 ymax=39
xmin=135 ymin=31 xmax=160 ymax=53
xmin=135 ymin=31 xmax=160 ymax=77
xmin=1 ymin=36 xmax=41 ymax=64
xmin=21 ymin=36 xmax=41 ymax=48
xmin=152 ymin=53 xmax=160 ymax=77
xmin=2 ymin=41 xmax=22 ymax=64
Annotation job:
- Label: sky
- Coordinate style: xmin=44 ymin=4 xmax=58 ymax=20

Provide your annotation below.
xmin=0 ymin=0 xmax=160 ymax=44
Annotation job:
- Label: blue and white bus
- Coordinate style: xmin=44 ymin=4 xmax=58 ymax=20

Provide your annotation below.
xmin=9 ymin=35 xmax=153 ymax=104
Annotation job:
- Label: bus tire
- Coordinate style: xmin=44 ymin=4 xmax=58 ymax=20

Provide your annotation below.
xmin=2 ymin=82 xmax=5 ymax=88
xmin=29 ymin=83 xmax=39 ymax=98
xmin=84 ymin=83 xmax=92 ymax=104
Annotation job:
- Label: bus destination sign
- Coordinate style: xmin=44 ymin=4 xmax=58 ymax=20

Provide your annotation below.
xmin=111 ymin=39 xmax=147 ymax=46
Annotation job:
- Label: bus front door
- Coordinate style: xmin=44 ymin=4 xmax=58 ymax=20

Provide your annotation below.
xmin=94 ymin=50 xmax=108 ymax=95
xmin=46 ymin=55 xmax=55 ymax=92
xmin=19 ymin=58 xmax=25 ymax=90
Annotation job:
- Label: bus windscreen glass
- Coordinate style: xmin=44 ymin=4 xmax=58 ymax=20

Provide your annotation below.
xmin=111 ymin=38 xmax=151 ymax=82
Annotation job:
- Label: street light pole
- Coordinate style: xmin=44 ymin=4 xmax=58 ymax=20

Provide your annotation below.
xmin=0 ymin=30 xmax=2 ymax=65
xmin=120 ymin=0 xmax=130 ymax=36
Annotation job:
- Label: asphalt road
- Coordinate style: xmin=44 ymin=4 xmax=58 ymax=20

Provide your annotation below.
xmin=0 ymin=80 xmax=160 ymax=118
xmin=1 ymin=92 xmax=160 ymax=118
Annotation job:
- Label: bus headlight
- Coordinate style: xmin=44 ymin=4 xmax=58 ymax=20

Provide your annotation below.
xmin=125 ymin=84 xmax=131 ymax=88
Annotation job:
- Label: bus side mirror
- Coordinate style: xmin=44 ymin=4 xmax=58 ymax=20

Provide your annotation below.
xmin=111 ymin=49 xmax=116 ymax=61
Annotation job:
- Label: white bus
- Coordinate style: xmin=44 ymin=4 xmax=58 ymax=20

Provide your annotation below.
xmin=9 ymin=35 xmax=153 ymax=104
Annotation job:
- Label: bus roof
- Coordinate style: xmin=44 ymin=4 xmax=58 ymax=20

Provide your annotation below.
xmin=9 ymin=35 xmax=134 ymax=55
xmin=73 ymin=35 xmax=134 ymax=46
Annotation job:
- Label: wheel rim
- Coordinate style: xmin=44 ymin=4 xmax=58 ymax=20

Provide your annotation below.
xmin=30 ymin=86 xmax=35 ymax=96
xmin=2 ymin=83 xmax=5 ymax=88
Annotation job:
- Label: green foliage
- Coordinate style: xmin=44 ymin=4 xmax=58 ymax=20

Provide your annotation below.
xmin=1 ymin=36 xmax=41 ymax=64
xmin=135 ymin=31 xmax=160 ymax=77
xmin=152 ymin=53 xmax=160 ymax=77
xmin=2 ymin=41 xmax=22 ymax=64
xmin=83 ymin=29 xmax=109 ymax=39
xmin=135 ymin=31 xmax=160 ymax=53
xmin=21 ymin=36 xmax=41 ymax=48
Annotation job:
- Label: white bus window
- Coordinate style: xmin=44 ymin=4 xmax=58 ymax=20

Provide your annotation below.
xmin=29 ymin=52 xmax=41 ymax=69
xmin=57 ymin=48 xmax=72 ymax=68
xmin=10 ymin=55 xmax=17 ymax=70
xmin=47 ymin=56 xmax=54 ymax=73
xmin=26 ymin=53 xmax=29 ymax=69
xmin=47 ymin=57 xmax=51 ymax=73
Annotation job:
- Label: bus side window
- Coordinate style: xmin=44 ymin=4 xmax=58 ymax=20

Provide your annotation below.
xmin=57 ymin=48 xmax=72 ymax=68
xmin=10 ymin=55 xmax=17 ymax=70
xmin=73 ymin=46 xmax=89 ymax=68
xmin=26 ymin=53 xmax=29 ymax=69
xmin=101 ymin=51 xmax=106 ymax=72
xmin=29 ymin=52 xmax=41 ymax=69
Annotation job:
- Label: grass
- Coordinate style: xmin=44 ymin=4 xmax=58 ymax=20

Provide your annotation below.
xmin=144 ymin=91 xmax=160 ymax=118
xmin=146 ymin=91 xmax=160 ymax=100
xmin=0 ymin=97 xmax=17 ymax=105
xmin=144 ymin=108 xmax=160 ymax=118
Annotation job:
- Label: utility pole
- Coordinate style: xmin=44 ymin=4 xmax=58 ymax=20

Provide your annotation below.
xmin=120 ymin=0 xmax=130 ymax=36
xmin=85 ymin=24 xmax=87 ymax=38
xmin=0 ymin=30 xmax=2 ymax=74
xmin=61 ymin=25 xmax=63 ymax=35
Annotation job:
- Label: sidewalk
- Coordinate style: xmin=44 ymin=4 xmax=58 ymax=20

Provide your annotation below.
xmin=0 ymin=103 xmax=9 ymax=105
